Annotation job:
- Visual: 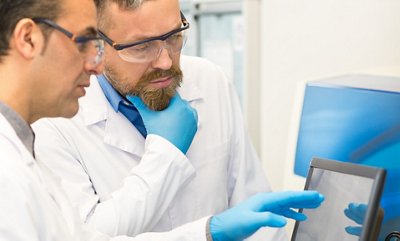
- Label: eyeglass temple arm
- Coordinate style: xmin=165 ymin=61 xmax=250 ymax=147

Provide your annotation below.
xmin=98 ymin=30 xmax=120 ymax=49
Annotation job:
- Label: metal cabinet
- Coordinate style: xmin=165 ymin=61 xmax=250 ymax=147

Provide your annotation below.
xmin=180 ymin=0 xmax=245 ymax=104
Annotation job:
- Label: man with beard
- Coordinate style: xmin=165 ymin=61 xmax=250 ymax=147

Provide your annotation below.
xmin=32 ymin=0 xmax=302 ymax=240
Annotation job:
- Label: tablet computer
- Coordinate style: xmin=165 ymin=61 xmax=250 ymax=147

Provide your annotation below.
xmin=291 ymin=158 xmax=386 ymax=241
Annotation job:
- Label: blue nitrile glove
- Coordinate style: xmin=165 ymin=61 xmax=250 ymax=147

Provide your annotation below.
xmin=209 ymin=191 xmax=324 ymax=241
xmin=344 ymin=203 xmax=367 ymax=236
xmin=127 ymin=94 xmax=198 ymax=154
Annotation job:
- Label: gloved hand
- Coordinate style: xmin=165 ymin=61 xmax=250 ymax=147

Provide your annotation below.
xmin=344 ymin=203 xmax=367 ymax=236
xmin=210 ymin=191 xmax=324 ymax=241
xmin=127 ymin=94 xmax=198 ymax=154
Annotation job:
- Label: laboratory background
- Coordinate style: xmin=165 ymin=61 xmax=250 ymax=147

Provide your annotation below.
xmin=180 ymin=0 xmax=400 ymax=233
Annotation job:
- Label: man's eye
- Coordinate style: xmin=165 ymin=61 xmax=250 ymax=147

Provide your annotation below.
xmin=132 ymin=43 xmax=151 ymax=52
xmin=77 ymin=42 xmax=90 ymax=52
xmin=166 ymin=34 xmax=182 ymax=45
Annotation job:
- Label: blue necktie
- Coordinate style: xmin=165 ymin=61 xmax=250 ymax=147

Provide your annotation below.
xmin=118 ymin=101 xmax=147 ymax=137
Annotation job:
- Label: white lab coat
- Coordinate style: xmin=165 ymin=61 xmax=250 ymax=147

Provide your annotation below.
xmin=33 ymin=55 xmax=287 ymax=240
xmin=0 ymin=112 xmax=211 ymax=241
xmin=0 ymin=114 xmax=89 ymax=241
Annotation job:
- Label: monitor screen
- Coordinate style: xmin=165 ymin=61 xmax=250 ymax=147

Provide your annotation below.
xmin=293 ymin=75 xmax=400 ymax=238
xmin=291 ymin=158 xmax=386 ymax=241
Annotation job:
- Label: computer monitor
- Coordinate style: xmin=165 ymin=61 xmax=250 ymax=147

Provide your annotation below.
xmin=293 ymin=74 xmax=400 ymax=238
xmin=291 ymin=158 xmax=386 ymax=241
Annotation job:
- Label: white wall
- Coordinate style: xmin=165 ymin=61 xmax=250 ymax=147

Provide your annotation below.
xmin=257 ymin=0 xmax=400 ymax=192
xmin=250 ymin=0 xmax=400 ymax=234
xmin=243 ymin=0 xmax=262 ymax=152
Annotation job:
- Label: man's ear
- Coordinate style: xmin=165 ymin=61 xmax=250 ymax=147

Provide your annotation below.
xmin=11 ymin=18 xmax=45 ymax=60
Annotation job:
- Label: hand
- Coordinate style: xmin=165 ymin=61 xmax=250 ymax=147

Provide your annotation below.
xmin=127 ymin=94 xmax=198 ymax=154
xmin=344 ymin=203 xmax=367 ymax=236
xmin=210 ymin=191 xmax=324 ymax=241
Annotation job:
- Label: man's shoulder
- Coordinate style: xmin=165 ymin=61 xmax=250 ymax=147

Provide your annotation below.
xmin=181 ymin=55 xmax=216 ymax=66
xmin=180 ymin=55 xmax=230 ymax=90
xmin=181 ymin=55 xmax=222 ymax=74
xmin=32 ymin=115 xmax=84 ymax=138
xmin=0 ymin=114 xmax=25 ymax=158
xmin=0 ymin=125 xmax=32 ymax=183
xmin=0 ymin=134 xmax=22 ymax=163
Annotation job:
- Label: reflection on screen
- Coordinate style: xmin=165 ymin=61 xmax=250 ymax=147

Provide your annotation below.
xmin=295 ymin=168 xmax=374 ymax=241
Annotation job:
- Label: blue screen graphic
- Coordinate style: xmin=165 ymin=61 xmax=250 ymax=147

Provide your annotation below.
xmin=294 ymin=78 xmax=400 ymax=238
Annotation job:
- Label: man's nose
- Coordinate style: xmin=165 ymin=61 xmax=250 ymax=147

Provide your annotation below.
xmin=151 ymin=46 xmax=173 ymax=70
xmin=84 ymin=58 xmax=104 ymax=75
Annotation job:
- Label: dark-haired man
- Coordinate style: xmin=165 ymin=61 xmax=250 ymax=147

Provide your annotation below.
xmin=0 ymin=0 xmax=107 ymax=239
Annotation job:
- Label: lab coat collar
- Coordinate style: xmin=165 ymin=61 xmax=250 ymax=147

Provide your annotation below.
xmin=177 ymin=56 xmax=204 ymax=102
xmin=0 ymin=114 xmax=35 ymax=166
xmin=178 ymin=55 xmax=205 ymax=128
xmin=177 ymin=78 xmax=203 ymax=102
xmin=103 ymin=105 xmax=145 ymax=156
xmin=176 ymin=74 xmax=204 ymax=130
xmin=79 ymin=75 xmax=108 ymax=126
xmin=80 ymin=76 xmax=145 ymax=157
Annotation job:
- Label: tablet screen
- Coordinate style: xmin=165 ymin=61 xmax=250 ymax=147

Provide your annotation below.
xmin=291 ymin=158 xmax=386 ymax=241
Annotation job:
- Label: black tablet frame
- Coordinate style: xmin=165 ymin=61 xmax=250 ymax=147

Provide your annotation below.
xmin=291 ymin=157 xmax=386 ymax=241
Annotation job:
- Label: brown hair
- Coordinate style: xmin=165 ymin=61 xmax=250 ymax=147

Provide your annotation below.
xmin=0 ymin=0 xmax=61 ymax=62
xmin=94 ymin=0 xmax=146 ymax=31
